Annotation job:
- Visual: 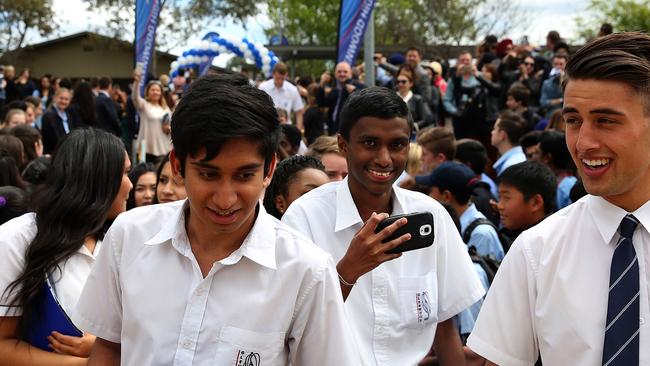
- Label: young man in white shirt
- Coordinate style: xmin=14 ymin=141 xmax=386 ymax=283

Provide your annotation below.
xmin=74 ymin=73 xmax=358 ymax=366
xmin=258 ymin=62 xmax=304 ymax=130
xmin=468 ymin=32 xmax=650 ymax=365
xmin=282 ymin=87 xmax=485 ymax=365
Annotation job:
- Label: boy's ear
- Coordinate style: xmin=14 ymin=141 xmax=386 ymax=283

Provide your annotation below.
xmin=263 ymin=153 xmax=278 ymax=188
xmin=529 ymin=193 xmax=545 ymax=213
xmin=337 ymin=133 xmax=348 ymax=155
xmin=169 ymin=149 xmax=183 ymax=178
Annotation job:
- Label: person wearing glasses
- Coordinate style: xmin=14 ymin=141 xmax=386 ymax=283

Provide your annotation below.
xmin=395 ymin=65 xmax=433 ymax=132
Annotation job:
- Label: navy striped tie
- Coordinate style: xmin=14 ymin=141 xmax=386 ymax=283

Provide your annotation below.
xmin=602 ymin=214 xmax=640 ymax=366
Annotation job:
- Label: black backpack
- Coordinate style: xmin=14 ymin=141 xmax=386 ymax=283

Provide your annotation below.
xmin=462 ymin=218 xmax=513 ymax=285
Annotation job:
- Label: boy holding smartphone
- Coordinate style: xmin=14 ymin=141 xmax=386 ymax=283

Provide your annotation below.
xmin=282 ymin=87 xmax=484 ymax=365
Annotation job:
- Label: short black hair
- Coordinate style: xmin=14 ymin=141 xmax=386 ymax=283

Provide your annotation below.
xmin=455 ymin=138 xmax=488 ymax=175
xmin=263 ymin=155 xmax=325 ymax=219
xmin=499 ymin=161 xmax=557 ymax=214
xmin=171 ymin=73 xmax=281 ymax=175
xmin=99 ymin=76 xmax=112 ymax=90
xmin=539 ymin=130 xmax=575 ymax=172
xmin=508 ymin=85 xmax=530 ymax=106
xmin=338 ymin=86 xmax=411 ymax=140
xmin=519 ymin=130 xmax=542 ymax=150
xmin=406 ymin=46 xmax=421 ymax=55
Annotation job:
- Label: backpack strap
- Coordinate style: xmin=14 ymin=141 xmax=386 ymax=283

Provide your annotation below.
xmin=462 ymin=217 xmax=497 ymax=243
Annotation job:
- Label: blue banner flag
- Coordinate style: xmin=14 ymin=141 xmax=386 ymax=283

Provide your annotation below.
xmin=135 ymin=0 xmax=163 ymax=94
xmin=336 ymin=0 xmax=376 ymax=66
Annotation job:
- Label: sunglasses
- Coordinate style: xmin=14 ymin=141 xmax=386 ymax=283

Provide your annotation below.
xmin=397 ymin=79 xmax=410 ymax=84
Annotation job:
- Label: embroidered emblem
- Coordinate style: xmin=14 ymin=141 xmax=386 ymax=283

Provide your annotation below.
xmin=416 ymin=291 xmax=431 ymax=323
xmin=236 ymin=350 xmax=261 ymax=366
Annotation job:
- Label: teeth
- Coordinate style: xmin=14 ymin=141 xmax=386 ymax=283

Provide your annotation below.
xmin=582 ymin=158 xmax=610 ymax=167
xmin=215 ymin=209 xmax=235 ymax=216
xmin=369 ymin=169 xmax=391 ymax=177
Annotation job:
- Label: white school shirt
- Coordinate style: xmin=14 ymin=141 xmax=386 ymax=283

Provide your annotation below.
xmin=73 ymin=200 xmax=359 ymax=366
xmin=282 ymin=179 xmax=485 ymax=366
xmin=0 ymin=213 xmax=101 ymax=319
xmin=467 ymin=195 xmax=650 ymax=365
xmin=258 ymin=79 xmax=304 ymax=114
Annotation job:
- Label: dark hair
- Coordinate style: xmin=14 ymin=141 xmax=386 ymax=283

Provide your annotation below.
xmin=547 ymin=30 xmax=561 ymax=44
xmin=2 ymin=128 xmax=126 ymax=338
xmin=273 ymin=63 xmax=288 ymax=75
xmin=416 ymin=126 xmax=456 ymax=160
xmin=499 ymin=161 xmax=557 ymax=214
xmin=406 ymin=46 xmax=421 ymax=55
xmin=0 ymin=154 xmax=25 ymax=189
xmin=71 ymin=81 xmax=97 ymax=126
xmin=126 ymin=162 xmax=157 ymax=209
xmin=397 ymin=64 xmax=418 ymax=85
xmin=599 ymin=23 xmax=613 ymax=36
xmin=0 ymin=186 xmax=29 ymax=225
xmin=539 ymin=130 xmax=575 ymax=172
xmin=0 ymin=134 xmax=25 ymax=169
xmin=497 ymin=111 xmax=527 ymax=145
xmin=171 ymin=73 xmax=280 ymax=175
xmin=339 ymin=86 xmax=411 ymax=140
xmin=99 ymin=76 xmax=113 ymax=89
xmin=58 ymin=78 xmax=72 ymax=89
xmin=482 ymin=63 xmax=500 ymax=82
xmin=281 ymin=124 xmax=302 ymax=151
xmin=263 ymin=155 xmax=325 ymax=219
xmin=152 ymin=154 xmax=170 ymax=204
xmin=553 ymin=53 xmax=569 ymax=63
xmin=519 ymin=130 xmax=542 ymax=150
xmin=21 ymin=156 xmax=51 ymax=186
xmin=508 ymin=85 xmax=530 ymax=106
xmin=10 ymin=124 xmax=41 ymax=163
xmin=89 ymin=76 xmax=99 ymax=89
xmin=455 ymin=138 xmax=488 ymax=175
xmin=564 ymin=32 xmax=650 ymax=114
xmin=553 ymin=42 xmax=570 ymax=54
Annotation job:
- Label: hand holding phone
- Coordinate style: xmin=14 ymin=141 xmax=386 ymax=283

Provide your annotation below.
xmin=374 ymin=212 xmax=434 ymax=254
xmin=336 ymin=212 xmax=411 ymax=286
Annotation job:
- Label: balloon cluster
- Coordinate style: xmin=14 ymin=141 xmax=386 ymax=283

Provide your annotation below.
xmin=169 ymin=33 xmax=280 ymax=78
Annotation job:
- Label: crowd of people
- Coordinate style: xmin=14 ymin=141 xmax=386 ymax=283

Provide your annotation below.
xmin=0 ymin=24 xmax=649 ymax=366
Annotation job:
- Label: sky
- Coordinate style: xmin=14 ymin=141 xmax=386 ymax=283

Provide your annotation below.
xmin=34 ymin=0 xmax=590 ymax=62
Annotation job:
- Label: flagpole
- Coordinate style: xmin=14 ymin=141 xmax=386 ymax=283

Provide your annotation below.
xmin=363 ymin=9 xmax=374 ymax=87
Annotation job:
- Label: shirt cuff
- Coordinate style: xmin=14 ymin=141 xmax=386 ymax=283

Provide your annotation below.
xmin=467 ymin=334 xmax=532 ymax=366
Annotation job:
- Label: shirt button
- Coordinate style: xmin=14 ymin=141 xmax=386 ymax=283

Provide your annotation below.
xmin=183 ymin=339 xmax=192 ymax=349
xmin=195 ymin=287 xmax=205 ymax=296
xmin=641 ymin=317 xmax=646 ymax=325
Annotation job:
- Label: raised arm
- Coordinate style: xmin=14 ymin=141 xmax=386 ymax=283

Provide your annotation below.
xmin=131 ymin=71 xmax=145 ymax=111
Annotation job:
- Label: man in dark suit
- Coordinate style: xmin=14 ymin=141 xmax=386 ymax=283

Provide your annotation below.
xmin=41 ymin=88 xmax=77 ymax=154
xmin=316 ymin=62 xmax=366 ymax=135
xmin=95 ymin=76 xmax=123 ymax=137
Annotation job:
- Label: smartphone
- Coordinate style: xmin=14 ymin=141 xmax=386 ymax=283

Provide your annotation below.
xmin=375 ymin=212 xmax=434 ymax=254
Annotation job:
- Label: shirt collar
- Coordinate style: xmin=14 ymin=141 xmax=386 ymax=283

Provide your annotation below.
xmin=587 ymin=195 xmax=650 ymax=245
xmin=334 ymin=178 xmax=407 ymax=232
xmin=493 ymin=146 xmax=523 ymax=169
xmin=144 ymin=200 xmax=277 ymax=270
xmin=459 ymin=203 xmax=481 ymax=232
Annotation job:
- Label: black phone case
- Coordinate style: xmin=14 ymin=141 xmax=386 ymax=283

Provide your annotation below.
xmin=375 ymin=212 xmax=435 ymax=254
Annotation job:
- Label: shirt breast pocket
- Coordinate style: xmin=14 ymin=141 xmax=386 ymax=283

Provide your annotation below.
xmin=214 ymin=326 xmax=287 ymax=366
xmin=397 ymin=272 xmax=438 ymax=329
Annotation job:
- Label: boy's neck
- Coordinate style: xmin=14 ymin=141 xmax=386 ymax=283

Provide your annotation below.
xmin=348 ymin=180 xmax=394 ymax=223
xmin=185 ymin=206 xmax=257 ymax=277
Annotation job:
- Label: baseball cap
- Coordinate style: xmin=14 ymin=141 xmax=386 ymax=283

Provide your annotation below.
xmin=415 ymin=161 xmax=478 ymax=199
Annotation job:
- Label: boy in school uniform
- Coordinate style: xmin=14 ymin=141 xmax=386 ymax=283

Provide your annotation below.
xmin=74 ymin=74 xmax=359 ymax=365
xmin=282 ymin=86 xmax=484 ymax=365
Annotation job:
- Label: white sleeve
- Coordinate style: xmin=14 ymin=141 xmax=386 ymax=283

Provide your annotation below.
xmin=434 ymin=206 xmax=486 ymax=321
xmin=73 ymin=223 xmax=124 ymax=343
xmin=288 ymin=256 xmax=361 ymax=365
xmin=291 ymin=88 xmax=304 ymax=112
xmin=467 ymin=233 xmax=539 ymax=366
xmin=0 ymin=216 xmax=32 ymax=317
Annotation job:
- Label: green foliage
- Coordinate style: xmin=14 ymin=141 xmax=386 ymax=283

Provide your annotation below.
xmin=0 ymin=0 xmax=56 ymax=53
xmin=84 ymin=0 xmax=260 ymax=51
xmin=576 ymin=0 xmax=650 ymax=42
xmin=264 ymin=0 xmax=527 ymax=52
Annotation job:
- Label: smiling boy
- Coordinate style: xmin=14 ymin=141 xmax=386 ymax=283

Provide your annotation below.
xmin=468 ymin=32 xmax=650 ymax=365
xmin=282 ymin=87 xmax=484 ymax=365
xmin=73 ymin=74 xmax=358 ymax=365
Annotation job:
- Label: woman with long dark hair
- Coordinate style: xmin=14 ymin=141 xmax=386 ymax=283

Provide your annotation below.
xmin=126 ymin=162 xmax=157 ymax=209
xmin=67 ymin=81 xmax=96 ymax=127
xmin=0 ymin=128 xmax=132 ymax=365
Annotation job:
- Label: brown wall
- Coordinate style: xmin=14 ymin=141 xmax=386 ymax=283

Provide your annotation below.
xmin=1 ymin=35 xmax=175 ymax=79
